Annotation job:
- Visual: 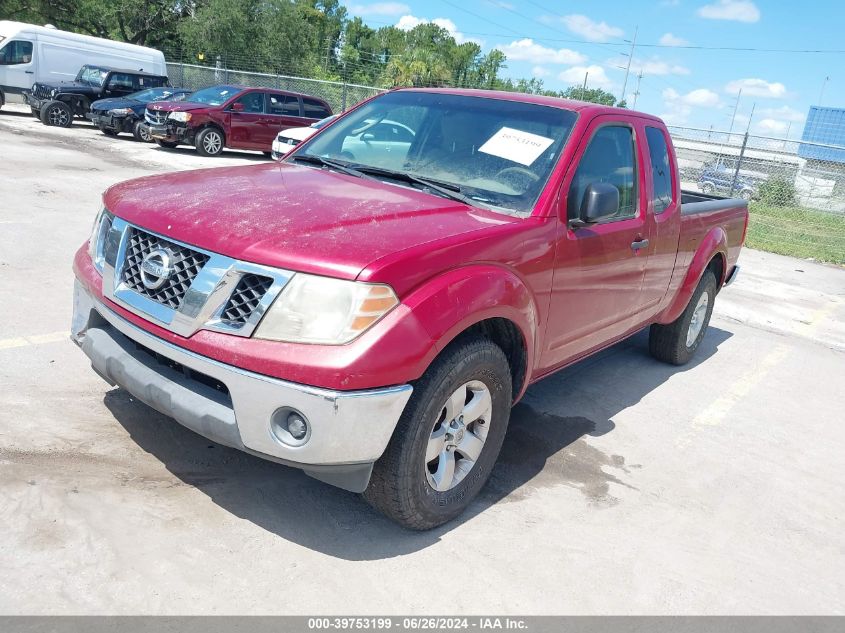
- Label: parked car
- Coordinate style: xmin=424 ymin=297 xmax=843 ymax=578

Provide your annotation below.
xmin=23 ymin=64 xmax=170 ymax=127
xmin=86 ymin=87 xmax=191 ymax=141
xmin=146 ymin=84 xmax=333 ymax=156
xmin=698 ymin=162 xmax=758 ymax=200
xmin=271 ymin=114 xmax=338 ymax=159
xmin=72 ymin=89 xmax=747 ymax=529
xmin=0 ymin=20 xmax=165 ymax=111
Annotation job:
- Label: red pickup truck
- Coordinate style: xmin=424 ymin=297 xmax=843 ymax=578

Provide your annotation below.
xmin=72 ymin=88 xmax=747 ymax=529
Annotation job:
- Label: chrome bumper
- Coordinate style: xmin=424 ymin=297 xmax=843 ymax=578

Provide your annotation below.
xmin=71 ymin=281 xmax=413 ymax=492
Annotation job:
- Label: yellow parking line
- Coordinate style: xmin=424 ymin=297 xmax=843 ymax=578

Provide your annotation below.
xmin=0 ymin=331 xmax=67 ymax=350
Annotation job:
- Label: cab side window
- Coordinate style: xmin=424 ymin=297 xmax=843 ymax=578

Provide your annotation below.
xmin=0 ymin=40 xmax=33 ymax=65
xmin=108 ymin=73 xmax=134 ymax=90
xmin=645 ymin=127 xmax=674 ymax=213
xmin=568 ymin=125 xmax=638 ymax=222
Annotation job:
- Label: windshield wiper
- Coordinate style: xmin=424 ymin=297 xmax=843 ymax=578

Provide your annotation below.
xmin=347 ymin=165 xmax=484 ymax=208
xmin=291 ymin=154 xmax=366 ymax=179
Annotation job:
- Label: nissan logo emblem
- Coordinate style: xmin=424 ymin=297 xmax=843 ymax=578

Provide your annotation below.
xmin=140 ymin=248 xmax=174 ymax=290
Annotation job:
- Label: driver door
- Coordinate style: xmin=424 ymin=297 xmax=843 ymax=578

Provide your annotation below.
xmin=0 ymin=39 xmax=36 ymax=95
xmin=540 ymin=117 xmax=653 ymax=372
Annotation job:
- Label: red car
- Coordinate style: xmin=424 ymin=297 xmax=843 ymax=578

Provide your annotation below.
xmin=73 ymin=88 xmax=747 ymax=529
xmin=145 ymin=85 xmax=333 ymax=156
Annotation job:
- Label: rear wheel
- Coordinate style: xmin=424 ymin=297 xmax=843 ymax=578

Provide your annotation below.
xmin=195 ymin=127 xmax=224 ymax=156
xmin=364 ymin=336 xmax=512 ymax=530
xmin=649 ymin=270 xmax=717 ymax=365
xmin=701 ymin=182 xmax=715 ymax=195
xmin=40 ymin=100 xmax=73 ymax=127
xmin=133 ymin=121 xmax=153 ymax=142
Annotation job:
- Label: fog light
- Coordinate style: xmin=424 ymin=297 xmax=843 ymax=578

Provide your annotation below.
xmin=270 ymin=407 xmax=311 ymax=447
xmin=287 ymin=413 xmax=308 ymax=440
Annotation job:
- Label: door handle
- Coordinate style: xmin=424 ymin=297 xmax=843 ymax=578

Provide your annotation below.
xmin=25 ymin=70 xmax=34 ymax=74
xmin=631 ymin=238 xmax=650 ymax=251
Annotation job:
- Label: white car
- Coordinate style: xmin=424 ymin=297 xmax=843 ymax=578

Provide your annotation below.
xmin=271 ymin=114 xmax=337 ymax=160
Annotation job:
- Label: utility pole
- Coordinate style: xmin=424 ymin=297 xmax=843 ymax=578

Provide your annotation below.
xmin=581 ymin=71 xmax=588 ymax=100
xmin=631 ymin=69 xmax=643 ymax=109
xmin=745 ymin=102 xmax=756 ymax=134
xmin=728 ymin=88 xmax=742 ymax=142
xmin=620 ymin=25 xmax=638 ymax=104
xmin=818 ymin=75 xmax=830 ymax=106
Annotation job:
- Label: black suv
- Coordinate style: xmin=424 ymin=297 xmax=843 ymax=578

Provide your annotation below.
xmin=23 ymin=64 xmax=170 ymax=128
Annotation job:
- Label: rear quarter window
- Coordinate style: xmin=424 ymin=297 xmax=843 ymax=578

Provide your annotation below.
xmin=303 ymin=98 xmax=332 ymax=119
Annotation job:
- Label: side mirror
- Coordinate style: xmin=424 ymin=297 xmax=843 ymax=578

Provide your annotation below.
xmin=361 ymin=132 xmax=375 ymax=142
xmin=576 ymin=182 xmax=619 ymax=226
xmin=231 ymin=102 xmax=245 ymax=112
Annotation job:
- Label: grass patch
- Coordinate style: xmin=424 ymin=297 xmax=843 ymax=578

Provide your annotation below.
xmin=746 ymin=202 xmax=845 ymax=265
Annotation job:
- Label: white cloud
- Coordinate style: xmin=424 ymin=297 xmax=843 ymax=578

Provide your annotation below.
xmin=532 ymin=66 xmax=551 ymax=78
xmin=758 ymin=105 xmax=805 ymax=122
xmin=696 ymin=0 xmax=761 ymax=23
xmin=609 ymin=56 xmax=689 ymax=76
xmin=395 ymin=15 xmax=478 ymax=44
xmin=659 ymin=32 xmax=689 ymax=46
xmin=561 ymin=14 xmax=624 ymax=42
xmin=660 ymin=87 xmax=721 ymax=124
xmin=725 ymin=77 xmax=787 ymax=98
xmin=497 ymin=38 xmax=586 ymax=65
xmin=756 ymin=119 xmax=790 ymax=135
xmin=559 ymin=65 xmax=613 ymax=89
xmin=348 ymin=2 xmax=410 ymax=16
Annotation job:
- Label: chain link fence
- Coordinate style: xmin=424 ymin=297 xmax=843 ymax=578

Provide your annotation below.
xmin=166 ymin=61 xmax=383 ymax=114
xmin=669 ymin=126 xmax=845 ymax=264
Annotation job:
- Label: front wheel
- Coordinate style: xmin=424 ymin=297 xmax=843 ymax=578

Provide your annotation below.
xmin=700 ymin=182 xmax=715 ymax=195
xmin=649 ymin=270 xmax=717 ymax=365
xmin=98 ymin=124 xmax=118 ymax=137
xmin=195 ymin=127 xmax=225 ymax=156
xmin=155 ymin=139 xmax=179 ymax=149
xmin=133 ymin=121 xmax=153 ymax=142
xmin=364 ymin=336 xmax=512 ymax=530
xmin=40 ymin=100 xmax=73 ymax=127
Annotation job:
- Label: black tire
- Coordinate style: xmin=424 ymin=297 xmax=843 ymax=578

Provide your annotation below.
xmin=649 ymin=270 xmax=717 ymax=365
xmin=263 ymin=151 xmax=273 ymax=158
xmin=155 ymin=139 xmax=179 ymax=149
xmin=40 ymin=100 xmax=73 ymax=127
xmin=364 ymin=336 xmax=512 ymax=530
xmin=195 ymin=127 xmax=225 ymax=156
xmin=701 ymin=182 xmax=715 ymax=195
xmin=133 ymin=121 xmax=153 ymax=142
xmin=99 ymin=124 xmax=118 ymax=137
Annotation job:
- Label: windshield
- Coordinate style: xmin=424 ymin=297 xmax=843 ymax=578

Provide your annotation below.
xmin=127 ymin=87 xmax=177 ymax=102
xmin=186 ymin=85 xmax=242 ymax=106
xmin=295 ymin=91 xmax=577 ymax=215
xmin=74 ymin=66 xmax=108 ymax=87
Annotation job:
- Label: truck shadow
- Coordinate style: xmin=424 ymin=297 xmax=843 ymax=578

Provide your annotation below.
xmin=105 ymin=326 xmax=731 ymax=560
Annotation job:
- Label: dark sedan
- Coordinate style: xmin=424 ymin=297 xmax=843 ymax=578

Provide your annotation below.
xmin=87 ymin=87 xmax=192 ymax=141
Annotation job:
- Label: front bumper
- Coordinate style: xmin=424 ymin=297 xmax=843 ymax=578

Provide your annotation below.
xmin=86 ymin=112 xmax=134 ymax=132
xmin=23 ymin=91 xmax=46 ymax=111
xmin=148 ymin=123 xmax=191 ymax=144
xmin=71 ymin=280 xmax=413 ymax=492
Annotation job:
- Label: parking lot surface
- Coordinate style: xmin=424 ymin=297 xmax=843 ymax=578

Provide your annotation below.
xmin=1 ymin=105 xmax=844 ymax=615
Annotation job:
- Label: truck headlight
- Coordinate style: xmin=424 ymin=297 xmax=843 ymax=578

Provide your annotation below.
xmin=168 ymin=111 xmax=191 ymax=122
xmin=88 ymin=208 xmax=113 ymax=274
xmin=254 ymin=274 xmax=399 ymax=345
xmin=108 ymin=108 xmax=132 ymax=116
xmin=49 ymin=88 xmax=58 ymax=98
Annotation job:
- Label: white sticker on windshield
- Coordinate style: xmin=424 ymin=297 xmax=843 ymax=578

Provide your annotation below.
xmin=478 ymin=127 xmax=554 ymax=166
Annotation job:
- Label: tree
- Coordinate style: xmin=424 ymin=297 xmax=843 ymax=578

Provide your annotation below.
xmin=559 ymin=86 xmax=622 ymax=107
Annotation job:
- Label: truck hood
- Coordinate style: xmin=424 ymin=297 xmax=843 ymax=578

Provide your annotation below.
xmin=38 ymin=80 xmax=96 ymax=93
xmin=103 ymin=162 xmax=518 ymax=283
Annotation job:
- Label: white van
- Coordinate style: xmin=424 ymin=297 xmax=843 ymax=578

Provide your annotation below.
xmin=0 ymin=21 xmax=166 ymax=108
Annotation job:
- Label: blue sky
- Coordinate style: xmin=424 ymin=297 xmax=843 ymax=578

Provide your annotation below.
xmin=342 ymin=0 xmax=845 ymax=138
